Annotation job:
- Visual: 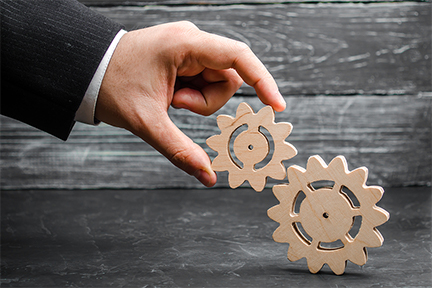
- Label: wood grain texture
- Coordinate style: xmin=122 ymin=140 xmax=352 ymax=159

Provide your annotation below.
xmin=92 ymin=3 xmax=431 ymax=95
xmin=80 ymin=0 xmax=430 ymax=6
xmin=207 ymin=102 xmax=297 ymax=192
xmin=268 ymin=155 xmax=390 ymax=275
xmin=1 ymin=95 xmax=430 ymax=190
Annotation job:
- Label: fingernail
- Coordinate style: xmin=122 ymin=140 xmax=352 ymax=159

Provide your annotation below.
xmin=194 ymin=169 xmax=212 ymax=187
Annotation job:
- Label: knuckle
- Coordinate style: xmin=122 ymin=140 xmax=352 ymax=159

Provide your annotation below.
xmin=231 ymin=41 xmax=253 ymax=67
xmin=235 ymin=41 xmax=252 ymax=54
xmin=175 ymin=21 xmax=199 ymax=34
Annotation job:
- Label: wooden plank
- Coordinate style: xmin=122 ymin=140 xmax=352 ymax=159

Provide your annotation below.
xmin=1 ymin=95 xmax=430 ymax=190
xmin=79 ymin=0 xmax=429 ymax=6
xmin=91 ymin=3 xmax=431 ymax=95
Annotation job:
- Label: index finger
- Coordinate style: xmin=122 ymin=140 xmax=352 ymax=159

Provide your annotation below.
xmin=192 ymin=31 xmax=286 ymax=112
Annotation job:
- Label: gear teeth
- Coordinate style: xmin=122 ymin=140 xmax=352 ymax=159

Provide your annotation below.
xmin=216 ymin=115 xmax=235 ymax=130
xmin=362 ymin=228 xmax=385 ymax=247
xmin=373 ymin=206 xmax=390 ymax=225
xmin=287 ymin=165 xmax=306 ymax=184
xmin=287 ymin=246 xmax=304 ymax=262
xmin=272 ymin=225 xmax=289 ymax=243
xmin=267 ymin=155 xmax=390 ymax=275
xmin=256 ymin=105 xmax=274 ymax=119
xmin=328 ymin=155 xmax=349 ymax=172
xmin=327 ymin=260 xmax=347 ymax=276
xmin=274 ymin=122 xmax=293 ymax=138
xmin=249 ymin=176 xmax=267 ymax=192
xmin=210 ymin=154 xmax=230 ymax=171
xmin=348 ymin=247 xmax=368 ymax=266
xmin=272 ymin=183 xmax=290 ymax=202
xmin=349 ymin=167 xmax=369 ymax=186
xmin=306 ymin=155 xmax=328 ymax=172
xmin=236 ymin=102 xmax=254 ymax=118
xmin=307 ymin=259 xmax=325 ymax=274
xmin=206 ymin=135 xmax=221 ymax=152
xmin=368 ymin=186 xmax=385 ymax=203
xmin=228 ymin=172 xmax=245 ymax=189
xmin=206 ymin=102 xmax=297 ymax=192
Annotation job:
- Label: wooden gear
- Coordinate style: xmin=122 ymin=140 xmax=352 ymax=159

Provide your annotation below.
xmin=267 ymin=155 xmax=390 ymax=275
xmin=207 ymin=103 xmax=297 ymax=192
xmin=206 ymin=102 xmax=297 ymax=192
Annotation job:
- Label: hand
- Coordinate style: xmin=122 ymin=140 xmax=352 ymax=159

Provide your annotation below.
xmin=95 ymin=21 xmax=286 ymax=187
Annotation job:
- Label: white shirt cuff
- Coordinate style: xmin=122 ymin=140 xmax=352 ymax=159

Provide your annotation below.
xmin=74 ymin=29 xmax=128 ymax=125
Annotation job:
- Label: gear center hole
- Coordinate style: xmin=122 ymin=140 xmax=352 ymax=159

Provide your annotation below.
xmin=248 ymin=144 xmax=254 ymax=151
xmin=323 ymin=212 xmax=329 ymax=219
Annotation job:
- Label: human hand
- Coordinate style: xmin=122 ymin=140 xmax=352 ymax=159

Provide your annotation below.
xmin=95 ymin=21 xmax=286 ymax=187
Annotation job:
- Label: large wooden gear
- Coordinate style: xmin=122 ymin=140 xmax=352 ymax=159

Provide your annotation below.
xmin=206 ymin=102 xmax=297 ymax=192
xmin=267 ymin=155 xmax=390 ymax=275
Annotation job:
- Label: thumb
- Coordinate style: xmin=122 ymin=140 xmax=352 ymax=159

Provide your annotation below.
xmin=136 ymin=113 xmax=217 ymax=187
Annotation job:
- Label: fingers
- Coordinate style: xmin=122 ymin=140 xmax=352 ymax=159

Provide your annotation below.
xmin=192 ymin=32 xmax=286 ymax=112
xmin=172 ymin=68 xmax=243 ymax=116
xmin=134 ymin=113 xmax=217 ymax=187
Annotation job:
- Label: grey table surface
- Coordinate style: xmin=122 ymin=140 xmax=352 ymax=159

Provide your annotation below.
xmin=1 ymin=186 xmax=431 ymax=287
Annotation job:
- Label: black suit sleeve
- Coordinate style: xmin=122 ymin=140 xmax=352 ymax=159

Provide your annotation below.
xmin=1 ymin=0 xmax=123 ymax=140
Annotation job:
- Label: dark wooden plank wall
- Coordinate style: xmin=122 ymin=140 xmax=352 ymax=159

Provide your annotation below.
xmin=1 ymin=0 xmax=430 ymax=190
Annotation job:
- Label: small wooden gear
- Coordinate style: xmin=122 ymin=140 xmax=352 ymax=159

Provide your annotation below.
xmin=267 ymin=155 xmax=390 ymax=275
xmin=206 ymin=102 xmax=297 ymax=192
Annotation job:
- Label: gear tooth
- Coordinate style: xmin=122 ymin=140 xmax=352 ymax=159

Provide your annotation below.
xmin=216 ymin=115 xmax=235 ymax=130
xmin=211 ymin=155 xmax=229 ymax=172
xmin=274 ymin=122 xmax=293 ymax=138
xmin=206 ymin=135 xmax=222 ymax=152
xmin=362 ymin=206 xmax=389 ymax=228
xmin=236 ymin=102 xmax=254 ymax=118
xmin=327 ymin=260 xmax=347 ymax=275
xmin=281 ymin=142 xmax=297 ymax=159
xmin=267 ymin=205 xmax=282 ymax=221
xmin=363 ymin=207 xmax=390 ymax=228
xmin=362 ymin=228 xmax=385 ymax=247
xmin=272 ymin=184 xmax=290 ymax=202
xmin=329 ymin=155 xmax=349 ymax=172
xmin=306 ymin=155 xmax=327 ymax=172
xmin=206 ymin=135 xmax=219 ymax=152
xmin=256 ymin=105 xmax=275 ymax=121
xmin=272 ymin=225 xmax=291 ymax=243
xmin=372 ymin=206 xmax=390 ymax=226
xmin=367 ymin=186 xmax=385 ymax=203
xmin=287 ymin=245 xmax=303 ymax=262
xmin=307 ymin=258 xmax=325 ymax=274
xmin=249 ymin=177 xmax=266 ymax=192
xmin=269 ymin=162 xmax=288 ymax=180
xmin=349 ymin=247 xmax=368 ymax=266
xmin=287 ymin=165 xmax=306 ymax=182
xmin=349 ymin=167 xmax=369 ymax=186
xmin=228 ymin=173 xmax=245 ymax=189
